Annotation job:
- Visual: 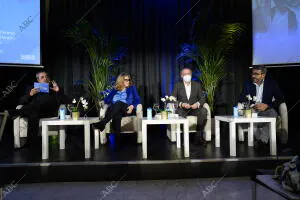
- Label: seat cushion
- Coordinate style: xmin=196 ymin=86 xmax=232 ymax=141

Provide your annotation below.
xmin=120 ymin=116 xmax=136 ymax=132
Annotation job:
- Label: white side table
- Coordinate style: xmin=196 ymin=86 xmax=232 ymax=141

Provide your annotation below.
xmin=214 ymin=116 xmax=276 ymax=157
xmin=41 ymin=117 xmax=100 ymax=160
xmin=141 ymin=116 xmax=189 ymax=159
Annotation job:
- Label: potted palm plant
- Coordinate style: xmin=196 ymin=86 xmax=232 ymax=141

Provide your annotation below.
xmin=66 ymin=20 xmax=121 ymax=111
xmin=178 ymin=23 xmax=245 ymax=113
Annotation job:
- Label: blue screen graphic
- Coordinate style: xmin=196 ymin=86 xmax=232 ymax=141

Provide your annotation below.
xmin=0 ymin=0 xmax=40 ymax=65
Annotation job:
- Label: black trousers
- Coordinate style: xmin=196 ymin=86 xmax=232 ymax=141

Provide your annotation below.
xmin=176 ymin=107 xmax=208 ymax=139
xmin=101 ymin=101 xmax=134 ymax=147
xmin=17 ymin=101 xmax=58 ymax=144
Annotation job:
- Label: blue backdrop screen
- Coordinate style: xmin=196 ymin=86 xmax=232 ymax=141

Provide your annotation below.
xmin=252 ymin=0 xmax=300 ymax=66
xmin=0 ymin=0 xmax=40 ymax=65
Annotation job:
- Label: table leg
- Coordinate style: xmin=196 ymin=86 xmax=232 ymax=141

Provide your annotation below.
xmin=94 ymin=129 xmax=99 ymax=149
xmin=270 ymin=120 xmax=277 ymax=156
xmin=229 ymin=122 xmax=236 ymax=157
xmin=248 ymin=122 xmax=254 ymax=147
xmin=59 ymin=125 xmax=66 ymax=150
xmin=238 ymin=124 xmax=244 ymax=142
xmin=176 ymin=123 xmax=181 ymax=149
xmin=42 ymin=123 xmax=49 ymax=160
xmin=215 ymin=119 xmax=220 ymax=147
xmin=184 ymin=121 xmax=189 ymax=158
xmin=84 ymin=122 xmax=91 ymax=159
xmin=142 ymin=121 xmax=147 ymax=159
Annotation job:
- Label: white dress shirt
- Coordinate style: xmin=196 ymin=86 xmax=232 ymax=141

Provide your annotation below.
xmin=184 ymin=82 xmax=191 ymax=100
xmin=254 ymin=80 xmax=264 ymax=103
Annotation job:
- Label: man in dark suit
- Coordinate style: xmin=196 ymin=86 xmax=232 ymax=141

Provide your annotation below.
xmin=238 ymin=65 xmax=285 ymax=149
xmin=172 ymin=68 xmax=207 ymax=145
xmin=6 ymin=71 xmax=70 ymax=148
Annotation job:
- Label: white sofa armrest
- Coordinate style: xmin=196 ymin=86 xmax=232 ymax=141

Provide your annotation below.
xmin=136 ymin=104 xmax=143 ymax=118
xmin=98 ymin=101 xmax=109 ymax=119
xmin=203 ymin=103 xmax=212 ymax=141
xmin=278 ymin=102 xmax=288 ymax=144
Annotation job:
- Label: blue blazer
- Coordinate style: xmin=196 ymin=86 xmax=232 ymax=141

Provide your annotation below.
xmin=104 ymin=86 xmax=141 ymax=108
xmin=238 ymin=79 xmax=285 ymax=109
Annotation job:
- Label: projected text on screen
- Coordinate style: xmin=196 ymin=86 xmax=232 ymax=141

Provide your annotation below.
xmin=0 ymin=0 xmax=40 ymax=65
xmin=252 ymin=0 xmax=300 ymax=65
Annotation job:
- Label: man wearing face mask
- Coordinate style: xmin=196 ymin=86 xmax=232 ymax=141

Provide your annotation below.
xmin=172 ymin=67 xmax=207 ymax=145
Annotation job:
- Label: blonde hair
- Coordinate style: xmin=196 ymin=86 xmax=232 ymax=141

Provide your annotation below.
xmin=115 ymin=72 xmax=132 ymax=91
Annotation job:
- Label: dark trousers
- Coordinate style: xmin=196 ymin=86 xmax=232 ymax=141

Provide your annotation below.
xmin=17 ymin=102 xmax=57 ymax=145
xmin=101 ymin=101 xmax=133 ymax=147
xmin=176 ymin=107 xmax=208 ymax=139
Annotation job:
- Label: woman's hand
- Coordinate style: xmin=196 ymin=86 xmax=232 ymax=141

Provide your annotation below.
xmin=127 ymin=105 xmax=134 ymax=114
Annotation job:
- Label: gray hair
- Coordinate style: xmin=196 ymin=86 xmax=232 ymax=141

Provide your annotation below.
xmin=36 ymin=71 xmax=47 ymax=80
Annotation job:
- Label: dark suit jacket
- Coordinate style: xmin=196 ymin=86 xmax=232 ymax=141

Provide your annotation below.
xmin=20 ymin=85 xmax=71 ymax=116
xmin=172 ymin=81 xmax=206 ymax=106
xmin=238 ymin=79 xmax=285 ymax=109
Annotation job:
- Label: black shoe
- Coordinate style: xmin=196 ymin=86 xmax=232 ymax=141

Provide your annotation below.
xmin=14 ymin=142 xmax=31 ymax=151
xmin=92 ymin=120 xmax=106 ymax=132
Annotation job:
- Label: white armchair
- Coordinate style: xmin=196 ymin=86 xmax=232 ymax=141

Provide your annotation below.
xmin=167 ymin=103 xmax=212 ymax=142
xmin=95 ymin=101 xmax=143 ymax=146
xmin=237 ymin=102 xmax=288 ymax=144
xmin=13 ymin=105 xmax=59 ymax=148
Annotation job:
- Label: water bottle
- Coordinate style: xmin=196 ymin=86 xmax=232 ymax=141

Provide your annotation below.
xmin=233 ymin=106 xmax=238 ymax=117
xmin=59 ymin=104 xmax=66 ymax=120
xmin=147 ymin=108 xmax=152 ymax=119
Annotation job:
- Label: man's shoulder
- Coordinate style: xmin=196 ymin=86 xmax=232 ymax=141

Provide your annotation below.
xmin=191 ymin=80 xmax=201 ymax=86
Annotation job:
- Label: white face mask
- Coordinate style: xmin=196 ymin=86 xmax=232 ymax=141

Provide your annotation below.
xmin=183 ymin=75 xmax=192 ymax=83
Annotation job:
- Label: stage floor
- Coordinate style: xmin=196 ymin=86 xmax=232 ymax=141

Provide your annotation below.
xmin=0 ymin=128 xmax=294 ymax=163
xmin=0 ymin=125 xmax=295 ymax=183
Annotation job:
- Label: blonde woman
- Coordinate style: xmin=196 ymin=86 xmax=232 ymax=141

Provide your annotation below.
xmin=93 ymin=72 xmax=141 ymax=150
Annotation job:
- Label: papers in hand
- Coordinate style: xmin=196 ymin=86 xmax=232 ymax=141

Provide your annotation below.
xmin=34 ymin=82 xmax=49 ymax=93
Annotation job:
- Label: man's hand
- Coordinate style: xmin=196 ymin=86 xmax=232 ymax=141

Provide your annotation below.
xmin=50 ymin=80 xmax=59 ymax=92
xmin=127 ymin=105 xmax=134 ymax=114
xmin=182 ymin=103 xmax=191 ymax=109
xmin=191 ymin=103 xmax=198 ymax=110
xmin=29 ymin=88 xmax=40 ymax=96
xmin=253 ymin=103 xmax=269 ymax=111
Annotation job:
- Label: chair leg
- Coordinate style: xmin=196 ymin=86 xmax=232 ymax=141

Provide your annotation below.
xmin=167 ymin=124 xmax=177 ymax=142
xmin=100 ymin=131 xmax=107 ymax=144
xmin=204 ymin=131 xmax=211 ymax=141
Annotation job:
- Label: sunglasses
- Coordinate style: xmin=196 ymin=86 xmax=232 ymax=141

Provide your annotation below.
xmin=124 ymin=79 xmax=131 ymax=82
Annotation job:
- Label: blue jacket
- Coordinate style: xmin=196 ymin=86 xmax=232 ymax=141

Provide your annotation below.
xmin=238 ymin=79 xmax=285 ymax=109
xmin=104 ymin=86 xmax=141 ymax=108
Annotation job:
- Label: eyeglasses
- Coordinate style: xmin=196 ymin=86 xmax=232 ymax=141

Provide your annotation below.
xmin=124 ymin=79 xmax=131 ymax=82
xmin=251 ymin=73 xmax=264 ymax=76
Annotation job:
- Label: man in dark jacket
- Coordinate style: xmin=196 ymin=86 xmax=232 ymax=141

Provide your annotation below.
xmin=238 ymin=65 xmax=285 ymax=149
xmin=7 ymin=71 xmax=70 ymax=148
xmin=172 ymin=68 xmax=207 ymax=145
